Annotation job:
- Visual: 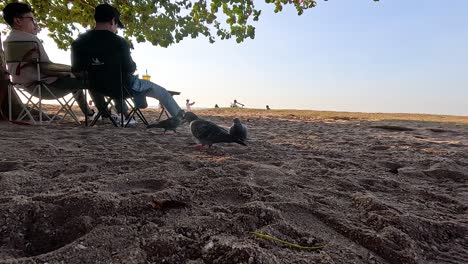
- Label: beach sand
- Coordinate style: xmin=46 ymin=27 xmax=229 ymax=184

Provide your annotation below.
xmin=0 ymin=108 xmax=467 ymax=264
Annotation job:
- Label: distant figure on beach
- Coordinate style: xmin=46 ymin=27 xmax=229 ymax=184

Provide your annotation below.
xmin=186 ymin=99 xmax=195 ymax=111
xmin=214 ymin=104 xmax=219 ymax=108
xmin=2 ymin=2 xmax=99 ymax=118
xmin=266 ymin=105 xmax=270 ymax=110
xmin=231 ymin=99 xmax=244 ymax=108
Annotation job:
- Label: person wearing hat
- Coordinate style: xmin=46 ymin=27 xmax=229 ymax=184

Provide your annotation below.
xmin=2 ymin=2 xmax=101 ymax=118
xmin=71 ymin=3 xmax=183 ymax=122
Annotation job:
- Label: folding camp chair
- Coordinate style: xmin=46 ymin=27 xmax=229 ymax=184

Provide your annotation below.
xmin=79 ymin=53 xmax=148 ymax=127
xmin=3 ymin=41 xmax=80 ymax=125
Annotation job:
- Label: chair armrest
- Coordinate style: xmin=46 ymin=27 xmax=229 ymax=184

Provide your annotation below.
xmin=40 ymin=63 xmax=72 ymax=76
xmin=72 ymin=72 xmax=84 ymax=79
xmin=168 ymin=90 xmax=181 ymax=96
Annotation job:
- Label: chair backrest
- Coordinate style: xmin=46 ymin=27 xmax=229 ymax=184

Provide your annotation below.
xmin=3 ymin=41 xmax=41 ymax=79
xmin=4 ymin=41 xmax=40 ymax=63
xmin=79 ymin=50 xmax=130 ymax=99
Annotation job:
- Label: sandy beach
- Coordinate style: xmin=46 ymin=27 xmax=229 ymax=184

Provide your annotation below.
xmin=0 ymin=108 xmax=467 ymax=264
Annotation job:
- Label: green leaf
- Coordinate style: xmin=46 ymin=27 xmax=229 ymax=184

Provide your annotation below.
xmin=0 ymin=0 xmax=377 ymax=49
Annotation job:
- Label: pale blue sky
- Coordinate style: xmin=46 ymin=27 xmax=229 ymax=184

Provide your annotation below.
xmin=3 ymin=0 xmax=468 ymax=115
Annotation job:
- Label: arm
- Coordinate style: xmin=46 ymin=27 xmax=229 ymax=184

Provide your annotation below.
xmin=41 ymin=62 xmax=73 ymax=77
xmin=121 ymin=39 xmax=137 ymax=74
xmin=41 ymin=62 xmax=71 ymax=72
xmin=70 ymin=41 xmax=83 ymax=77
xmin=34 ymin=36 xmax=52 ymax=63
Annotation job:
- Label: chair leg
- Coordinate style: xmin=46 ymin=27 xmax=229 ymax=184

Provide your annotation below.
xmin=8 ymin=83 xmax=12 ymax=121
xmin=157 ymin=107 xmax=165 ymax=121
xmin=39 ymin=84 xmax=42 ymax=123
xmin=134 ymin=109 xmax=149 ymax=125
xmin=15 ymin=87 xmax=37 ymax=123
xmin=6 ymin=84 xmax=31 ymax=122
xmin=41 ymin=85 xmax=80 ymax=125
xmin=89 ymin=97 xmax=118 ymax=127
xmin=49 ymin=96 xmax=79 ymax=125
xmin=123 ymin=98 xmax=149 ymax=126
xmin=84 ymin=90 xmax=88 ymax=126
xmin=89 ymin=109 xmax=103 ymax=126
xmin=54 ymin=96 xmax=79 ymax=124
xmin=15 ymin=87 xmax=52 ymax=124
xmin=9 ymin=84 xmax=84 ymax=125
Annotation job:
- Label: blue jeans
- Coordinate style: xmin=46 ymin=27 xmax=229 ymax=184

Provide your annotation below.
xmin=115 ymin=76 xmax=181 ymax=117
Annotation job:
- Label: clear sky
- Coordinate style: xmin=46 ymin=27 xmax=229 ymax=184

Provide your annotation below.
xmin=3 ymin=0 xmax=468 ymax=115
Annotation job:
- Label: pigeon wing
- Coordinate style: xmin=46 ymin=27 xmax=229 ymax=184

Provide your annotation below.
xmin=147 ymin=116 xmax=181 ymax=130
xmin=230 ymin=123 xmax=248 ymax=140
xmin=147 ymin=119 xmax=171 ymax=129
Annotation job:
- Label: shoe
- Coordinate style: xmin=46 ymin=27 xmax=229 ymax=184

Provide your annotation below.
xmin=113 ymin=115 xmax=137 ymax=127
xmin=121 ymin=117 xmax=137 ymax=127
xmin=86 ymin=109 xmax=97 ymax=120
xmin=84 ymin=110 xmax=98 ymax=124
xmin=100 ymin=113 xmax=120 ymax=125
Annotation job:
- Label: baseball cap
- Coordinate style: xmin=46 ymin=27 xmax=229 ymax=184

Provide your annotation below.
xmin=94 ymin=4 xmax=124 ymax=28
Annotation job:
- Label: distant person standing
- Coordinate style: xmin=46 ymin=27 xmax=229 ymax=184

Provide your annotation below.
xmin=232 ymin=99 xmax=244 ymax=108
xmin=266 ymin=105 xmax=270 ymax=110
xmin=186 ymin=99 xmax=195 ymax=111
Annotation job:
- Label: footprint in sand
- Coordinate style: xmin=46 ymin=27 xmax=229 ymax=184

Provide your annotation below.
xmin=371 ymin=125 xmax=414 ymax=131
xmin=0 ymin=161 xmax=21 ymax=172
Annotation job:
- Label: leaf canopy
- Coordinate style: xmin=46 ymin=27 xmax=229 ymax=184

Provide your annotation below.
xmin=0 ymin=0 xmax=378 ymax=50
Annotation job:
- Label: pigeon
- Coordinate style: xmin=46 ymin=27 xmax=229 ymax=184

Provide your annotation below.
xmin=183 ymin=112 xmax=247 ymax=148
xmin=229 ymin=118 xmax=247 ymax=141
xmin=147 ymin=110 xmax=184 ymax=133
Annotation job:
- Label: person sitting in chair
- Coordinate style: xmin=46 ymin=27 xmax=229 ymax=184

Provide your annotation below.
xmin=2 ymin=2 xmax=104 ymax=118
xmin=71 ymin=4 xmax=183 ymax=122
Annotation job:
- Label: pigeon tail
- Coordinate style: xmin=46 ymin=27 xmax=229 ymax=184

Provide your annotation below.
xmin=234 ymin=138 xmax=247 ymax=146
xmin=147 ymin=123 xmax=163 ymax=129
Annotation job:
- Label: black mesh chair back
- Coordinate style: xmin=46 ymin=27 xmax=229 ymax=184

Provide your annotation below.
xmin=84 ymin=52 xmax=130 ymax=100
xmin=78 ymin=47 xmax=148 ymax=127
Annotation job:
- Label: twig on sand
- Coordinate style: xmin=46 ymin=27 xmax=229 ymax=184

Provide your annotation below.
xmin=249 ymin=232 xmax=326 ymax=250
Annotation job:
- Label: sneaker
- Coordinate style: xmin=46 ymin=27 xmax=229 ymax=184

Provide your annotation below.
xmin=121 ymin=117 xmax=137 ymax=127
xmin=112 ymin=115 xmax=137 ymax=127
xmin=98 ymin=113 xmax=136 ymax=127
xmin=100 ymin=113 xmax=120 ymax=125
xmin=84 ymin=110 xmax=100 ymax=124
xmin=86 ymin=110 xmax=98 ymax=122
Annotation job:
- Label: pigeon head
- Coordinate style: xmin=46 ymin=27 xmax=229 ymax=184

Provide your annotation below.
xmin=233 ymin=118 xmax=241 ymax=124
xmin=183 ymin=112 xmax=199 ymax=123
